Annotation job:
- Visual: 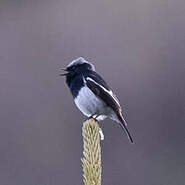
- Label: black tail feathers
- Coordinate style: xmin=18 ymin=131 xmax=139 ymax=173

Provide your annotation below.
xmin=117 ymin=115 xmax=134 ymax=143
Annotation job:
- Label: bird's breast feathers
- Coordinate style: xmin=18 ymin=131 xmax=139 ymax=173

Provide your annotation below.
xmin=74 ymin=84 xmax=106 ymax=117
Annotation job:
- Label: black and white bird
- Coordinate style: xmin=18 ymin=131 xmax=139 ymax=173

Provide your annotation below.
xmin=60 ymin=57 xmax=133 ymax=143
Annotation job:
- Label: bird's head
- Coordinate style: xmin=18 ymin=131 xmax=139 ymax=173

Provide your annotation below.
xmin=60 ymin=57 xmax=95 ymax=77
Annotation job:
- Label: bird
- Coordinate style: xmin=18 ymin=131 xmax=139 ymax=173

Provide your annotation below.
xmin=60 ymin=57 xmax=133 ymax=143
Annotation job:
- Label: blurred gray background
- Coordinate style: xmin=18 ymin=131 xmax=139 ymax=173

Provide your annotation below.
xmin=0 ymin=0 xmax=185 ymax=185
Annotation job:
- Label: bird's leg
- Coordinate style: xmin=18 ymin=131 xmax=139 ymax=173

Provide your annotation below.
xmin=88 ymin=115 xmax=95 ymax=120
xmin=84 ymin=114 xmax=96 ymax=122
xmin=88 ymin=115 xmax=94 ymax=119
xmin=93 ymin=114 xmax=100 ymax=122
xmin=87 ymin=113 xmax=100 ymax=122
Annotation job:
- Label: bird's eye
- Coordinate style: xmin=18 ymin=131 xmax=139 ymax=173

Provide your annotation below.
xmin=70 ymin=66 xmax=77 ymax=71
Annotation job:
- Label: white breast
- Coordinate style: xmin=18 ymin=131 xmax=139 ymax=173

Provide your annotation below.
xmin=74 ymin=86 xmax=105 ymax=117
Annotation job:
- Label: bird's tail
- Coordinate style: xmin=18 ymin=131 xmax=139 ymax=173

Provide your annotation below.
xmin=117 ymin=114 xmax=134 ymax=143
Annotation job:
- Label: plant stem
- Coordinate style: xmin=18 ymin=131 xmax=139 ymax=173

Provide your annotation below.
xmin=82 ymin=118 xmax=102 ymax=185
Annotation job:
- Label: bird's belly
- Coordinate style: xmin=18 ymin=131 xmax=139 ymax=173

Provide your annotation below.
xmin=74 ymin=86 xmax=105 ymax=117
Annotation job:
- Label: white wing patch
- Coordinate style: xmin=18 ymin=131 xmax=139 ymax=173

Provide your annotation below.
xmin=85 ymin=77 xmax=121 ymax=107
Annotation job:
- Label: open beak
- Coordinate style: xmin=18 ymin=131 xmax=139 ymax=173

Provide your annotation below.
xmin=59 ymin=68 xmax=68 ymax=76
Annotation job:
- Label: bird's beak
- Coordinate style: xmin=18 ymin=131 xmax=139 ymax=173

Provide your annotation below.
xmin=59 ymin=68 xmax=68 ymax=76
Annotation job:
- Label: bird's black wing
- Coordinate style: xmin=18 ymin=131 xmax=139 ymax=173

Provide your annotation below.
xmin=84 ymin=71 xmax=112 ymax=91
xmin=84 ymin=75 xmax=122 ymax=118
xmin=84 ymin=71 xmax=134 ymax=143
